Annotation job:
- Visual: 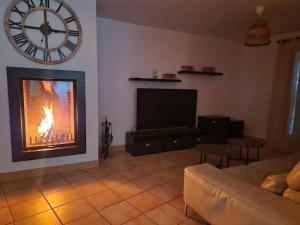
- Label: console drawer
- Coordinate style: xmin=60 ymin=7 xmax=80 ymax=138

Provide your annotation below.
xmin=163 ymin=136 xmax=193 ymax=151
xmin=126 ymin=134 xmax=161 ymax=156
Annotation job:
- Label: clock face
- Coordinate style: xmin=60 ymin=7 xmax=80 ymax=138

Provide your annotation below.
xmin=4 ymin=0 xmax=82 ymax=65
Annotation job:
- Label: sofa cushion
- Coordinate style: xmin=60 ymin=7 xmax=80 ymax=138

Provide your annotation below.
xmin=250 ymin=158 xmax=296 ymax=174
xmin=261 ymin=173 xmax=288 ymax=195
xmin=283 ymin=188 xmax=300 ymax=204
xmin=223 ymin=165 xmax=269 ymax=186
xmin=286 ymin=161 xmax=300 ymax=191
xmin=283 ymin=153 xmax=300 ymax=165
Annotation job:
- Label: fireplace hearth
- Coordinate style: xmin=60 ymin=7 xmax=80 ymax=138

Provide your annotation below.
xmin=7 ymin=67 xmax=86 ymax=162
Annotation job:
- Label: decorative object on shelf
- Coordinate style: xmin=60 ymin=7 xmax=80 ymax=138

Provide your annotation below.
xmin=177 ymin=70 xmax=223 ymax=76
xmin=201 ymin=66 xmax=216 ymax=73
xmin=152 ymin=69 xmax=158 ymax=79
xmin=181 ymin=65 xmax=195 ymax=71
xmin=4 ymin=0 xmax=82 ymax=64
xmin=245 ymin=5 xmax=271 ymax=47
xmin=129 ymin=77 xmax=181 ymax=82
xmin=162 ymin=73 xmax=177 ymax=80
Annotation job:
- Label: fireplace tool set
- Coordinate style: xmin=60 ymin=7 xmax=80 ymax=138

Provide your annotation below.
xmin=102 ymin=117 xmax=113 ymax=159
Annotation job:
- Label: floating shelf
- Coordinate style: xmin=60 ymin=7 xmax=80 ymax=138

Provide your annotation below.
xmin=177 ymin=70 xmax=223 ymax=76
xmin=129 ymin=77 xmax=182 ymax=82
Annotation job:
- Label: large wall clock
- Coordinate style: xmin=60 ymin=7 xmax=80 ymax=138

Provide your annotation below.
xmin=4 ymin=0 xmax=82 ymax=65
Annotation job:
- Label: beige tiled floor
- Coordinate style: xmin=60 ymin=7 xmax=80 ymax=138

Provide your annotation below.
xmin=0 ymin=147 xmax=286 ymax=225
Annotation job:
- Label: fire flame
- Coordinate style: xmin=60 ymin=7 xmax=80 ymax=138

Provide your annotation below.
xmin=38 ymin=103 xmax=54 ymax=142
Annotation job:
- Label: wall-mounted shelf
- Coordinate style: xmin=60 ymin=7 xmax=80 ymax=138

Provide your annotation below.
xmin=177 ymin=71 xmax=223 ymax=76
xmin=129 ymin=77 xmax=182 ymax=82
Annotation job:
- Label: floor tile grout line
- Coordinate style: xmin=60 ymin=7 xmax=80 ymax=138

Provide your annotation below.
xmin=0 ymin=183 xmax=14 ymax=224
xmin=31 ymin=176 xmax=65 ymax=225
xmin=124 ymin=193 xmax=165 ymax=215
xmin=35 ymin=176 xmax=109 ymax=225
xmin=59 ymin=172 xmax=115 ymax=224
xmin=0 ymin=148 xmax=280 ymax=225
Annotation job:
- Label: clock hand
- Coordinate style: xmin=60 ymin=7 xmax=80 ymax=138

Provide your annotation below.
xmin=40 ymin=34 xmax=45 ymax=45
xmin=24 ymin=25 xmax=66 ymax=34
xmin=51 ymin=29 xmax=66 ymax=34
xmin=23 ymin=25 xmax=40 ymax=30
xmin=43 ymin=10 xmax=49 ymax=49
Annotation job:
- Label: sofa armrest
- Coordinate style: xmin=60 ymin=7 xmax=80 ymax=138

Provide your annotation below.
xmin=184 ymin=164 xmax=300 ymax=225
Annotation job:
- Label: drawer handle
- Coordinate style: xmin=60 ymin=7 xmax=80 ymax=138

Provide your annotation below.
xmin=173 ymin=140 xmax=178 ymax=144
xmin=145 ymin=143 xmax=151 ymax=147
xmin=212 ymin=120 xmax=216 ymax=124
xmin=197 ymin=138 xmax=201 ymax=141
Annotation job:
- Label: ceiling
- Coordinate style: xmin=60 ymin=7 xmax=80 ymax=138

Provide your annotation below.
xmin=97 ymin=0 xmax=300 ymax=41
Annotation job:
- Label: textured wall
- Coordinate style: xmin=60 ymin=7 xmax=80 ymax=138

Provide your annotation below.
xmin=0 ymin=0 xmax=98 ymax=172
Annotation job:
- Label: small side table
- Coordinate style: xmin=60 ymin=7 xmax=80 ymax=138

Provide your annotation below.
xmin=227 ymin=138 xmax=264 ymax=165
xmin=196 ymin=144 xmax=235 ymax=168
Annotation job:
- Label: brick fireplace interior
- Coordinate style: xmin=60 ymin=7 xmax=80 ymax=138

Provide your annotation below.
xmin=23 ymin=79 xmax=76 ymax=149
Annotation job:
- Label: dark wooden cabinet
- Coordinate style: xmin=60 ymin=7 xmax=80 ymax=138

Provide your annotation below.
xmin=197 ymin=115 xmax=244 ymax=143
xmin=229 ymin=119 xmax=244 ymax=138
xmin=198 ymin=115 xmax=230 ymax=144
xmin=126 ymin=131 xmax=161 ymax=156
xmin=125 ymin=116 xmax=244 ymax=156
xmin=125 ymin=127 xmax=206 ymax=156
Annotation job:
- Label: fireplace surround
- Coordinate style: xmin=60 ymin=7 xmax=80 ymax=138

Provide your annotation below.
xmin=7 ymin=67 xmax=86 ymax=162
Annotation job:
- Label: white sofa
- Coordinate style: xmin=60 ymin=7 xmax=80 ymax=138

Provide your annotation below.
xmin=184 ymin=153 xmax=300 ymax=225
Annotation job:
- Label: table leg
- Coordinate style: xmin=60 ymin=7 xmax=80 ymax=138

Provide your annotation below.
xmin=239 ymin=146 xmax=243 ymax=159
xmin=246 ymin=147 xmax=249 ymax=165
xmin=200 ymin=151 xmax=203 ymax=163
xmin=204 ymin=152 xmax=207 ymax=163
xmin=219 ymin=156 xmax=223 ymax=168
xmin=227 ymin=156 xmax=230 ymax=168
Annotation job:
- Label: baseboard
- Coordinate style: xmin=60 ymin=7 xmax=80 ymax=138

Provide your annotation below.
xmin=112 ymin=144 xmax=125 ymax=152
xmin=99 ymin=144 xmax=125 ymax=153
xmin=0 ymin=160 xmax=98 ymax=182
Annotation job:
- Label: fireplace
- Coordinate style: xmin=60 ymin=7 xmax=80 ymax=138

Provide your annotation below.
xmin=7 ymin=67 xmax=86 ymax=162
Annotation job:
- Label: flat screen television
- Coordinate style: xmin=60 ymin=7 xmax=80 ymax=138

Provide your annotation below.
xmin=137 ymin=88 xmax=198 ymax=130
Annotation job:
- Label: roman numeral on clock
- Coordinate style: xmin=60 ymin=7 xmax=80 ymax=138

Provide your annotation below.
xmin=43 ymin=51 xmax=51 ymax=61
xmin=13 ymin=33 xmax=28 ymax=47
xmin=64 ymin=16 xmax=75 ymax=24
xmin=68 ymin=30 xmax=79 ymax=37
xmin=56 ymin=3 xmax=63 ymax=13
xmin=9 ymin=20 xmax=22 ymax=30
xmin=12 ymin=6 xmax=25 ymax=17
xmin=39 ymin=0 xmax=50 ymax=8
xmin=25 ymin=44 xmax=37 ymax=57
xmin=22 ymin=0 xmax=36 ymax=10
xmin=57 ymin=48 xmax=65 ymax=59
xmin=64 ymin=40 xmax=77 ymax=51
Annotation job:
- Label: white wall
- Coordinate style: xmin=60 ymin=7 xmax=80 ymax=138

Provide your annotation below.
xmin=0 ymin=0 xmax=98 ymax=172
xmin=98 ymin=18 xmax=244 ymax=145
xmin=239 ymin=43 xmax=279 ymax=139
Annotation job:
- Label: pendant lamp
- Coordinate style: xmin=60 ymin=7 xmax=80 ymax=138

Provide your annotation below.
xmin=245 ymin=5 xmax=271 ymax=46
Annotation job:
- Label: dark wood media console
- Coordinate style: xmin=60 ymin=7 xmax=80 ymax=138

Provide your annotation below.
xmin=125 ymin=115 xmax=244 ymax=156
xmin=125 ymin=127 xmax=207 ymax=156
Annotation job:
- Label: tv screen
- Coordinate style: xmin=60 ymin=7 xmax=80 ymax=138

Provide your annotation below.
xmin=137 ymin=88 xmax=197 ymax=130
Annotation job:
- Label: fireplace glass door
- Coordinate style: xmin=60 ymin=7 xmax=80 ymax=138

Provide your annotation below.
xmin=7 ymin=67 xmax=86 ymax=162
xmin=22 ymin=79 xmax=76 ymax=150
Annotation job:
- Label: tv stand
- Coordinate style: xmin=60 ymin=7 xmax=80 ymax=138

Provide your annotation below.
xmin=125 ymin=127 xmax=207 ymax=156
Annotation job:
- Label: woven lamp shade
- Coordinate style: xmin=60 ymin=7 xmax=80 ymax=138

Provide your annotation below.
xmin=245 ymin=18 xmax=271 ymax=46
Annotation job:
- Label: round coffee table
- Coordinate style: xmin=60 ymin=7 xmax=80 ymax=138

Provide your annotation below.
xmin=196 ymin=144 xmax=235 ymax=168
